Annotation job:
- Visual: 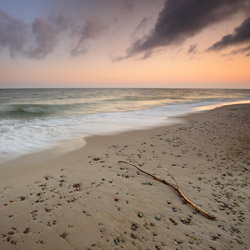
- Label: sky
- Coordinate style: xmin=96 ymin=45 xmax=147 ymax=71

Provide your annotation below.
xmin=0 ymin=0 xmax=250 ymax=88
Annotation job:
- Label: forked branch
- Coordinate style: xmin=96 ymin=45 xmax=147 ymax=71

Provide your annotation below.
xmin=119 ymin=160 xmax=216 ymax=220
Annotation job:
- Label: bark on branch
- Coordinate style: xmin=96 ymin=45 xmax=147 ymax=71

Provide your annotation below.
xmin=119 ymin=160 xmax=216 ymax=220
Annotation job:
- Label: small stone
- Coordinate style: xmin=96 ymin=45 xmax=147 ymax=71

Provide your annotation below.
xmin=11 ymin=239 xmax=17 ymax=245
xmin=20 ymin=196 xmax=26 ymax=201
xmin=169 ymin=218 xmax=178 ymax=225
xmin=73 ymin=183 xmax=81 ymax=188
xmin=180 ymin=217 xmax=191 ymax=225
xmin=175 ymin=239 xmax=183 ymax=244
xmin=114 ymin=198 xmax=119 ymax=202
xmin=23 ymin=227 xmax=30 ymax=234
xmin=45 ymin=207 xmax=52 ymax=212
xmin=130 ymin=223 xmax=138 ymax=231
xmin=138 ymin=212 xmax=143 ymax=218
xmin=60 ymin=232 xmax=68 ymax=239
xmin=167 ymin=200 xmax=171 ymax=204
xmin=155 ymin=215 xmax=161 ymax=220
xmin=155 ymin=245 xmax=161 ymax=250
xmin=131 ymin=233 xmax=137 ymax=239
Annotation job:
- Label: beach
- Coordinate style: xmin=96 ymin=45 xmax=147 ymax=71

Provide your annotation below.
xmin=0 ymin=103 xmax=249 ymax=250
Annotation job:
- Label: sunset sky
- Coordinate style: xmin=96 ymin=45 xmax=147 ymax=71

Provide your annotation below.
xmin=0 ymin=0 xmax=250 ymax=88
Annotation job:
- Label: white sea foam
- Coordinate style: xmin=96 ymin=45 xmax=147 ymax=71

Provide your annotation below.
xmin=0 ymin=88 xmax=250 ymax=163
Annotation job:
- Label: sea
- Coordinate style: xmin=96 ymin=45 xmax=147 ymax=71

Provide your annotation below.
xmin=0 ymin=88 xmax=250 ymax=163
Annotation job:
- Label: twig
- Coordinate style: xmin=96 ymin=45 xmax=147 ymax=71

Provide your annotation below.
xmin=119 ymin=160 xmax=216 ymax=220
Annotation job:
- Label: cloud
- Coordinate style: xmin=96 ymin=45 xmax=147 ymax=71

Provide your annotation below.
xmin=70 ymin=18 xmax=105 ymax=56
xmin=27 ymin=18 xmax=59 ymax=59
xmin=222 ymin=44 xmax=250 ymax=56
xmin=120 ymin=0 xmax=134 ymax=15
xmin=125 ymin=0 xmax=247 ymax=58
xmin=131 ymin=17 xmax=150 ymax=38
xmin=0 ymin=10 xmax=28 ymax=57
xmin=207 ymin=17 xmax=250 ymax=51
xmin=187 ymin=44 xmax=198 ymax=54
xmin=48 ymin=11 xmax=72 ymax=32
xmin=0 ymin=9 xmax=106 ymax=59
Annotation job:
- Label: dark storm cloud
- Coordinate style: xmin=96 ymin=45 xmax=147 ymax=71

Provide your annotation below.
xmin=207 ymin=17 xmax=250 ymax=51
xmin=0 ymin=10 xmax=28 ymax=57
xmin=70 ymin=18 xmax=105 ymax=56
xmin=27 ymin=18 xmax=59 ymax=59
xmin=126 ymin=0 xmax=247 ymax=57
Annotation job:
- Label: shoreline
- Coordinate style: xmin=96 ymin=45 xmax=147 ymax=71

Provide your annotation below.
xmin=0 ymin=103 xmax=250 ymax=249
xmin=1 ymin=98 xmax=250 ymax=164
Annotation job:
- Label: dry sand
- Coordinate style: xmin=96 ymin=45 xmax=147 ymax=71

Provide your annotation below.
xmin=0 ymin=104 xmax=249 ymax=250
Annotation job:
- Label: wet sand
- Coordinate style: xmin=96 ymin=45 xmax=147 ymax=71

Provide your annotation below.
xmin=0 ymin=104 xmax=249 ymax=250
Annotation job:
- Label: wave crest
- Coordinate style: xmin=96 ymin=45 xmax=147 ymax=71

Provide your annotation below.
xmin=0 ymin=104 xmax=57 ymax=118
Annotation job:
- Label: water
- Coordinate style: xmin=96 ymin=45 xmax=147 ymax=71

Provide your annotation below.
xmin=0 ymin=88 xmax=250 ymax=162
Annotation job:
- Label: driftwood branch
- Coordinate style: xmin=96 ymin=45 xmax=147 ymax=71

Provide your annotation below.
xmin=119 ymin=160 xmax=216 ymax=220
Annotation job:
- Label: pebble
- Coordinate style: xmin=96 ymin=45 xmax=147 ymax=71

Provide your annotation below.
xmin=73 ymin=183 xmax=81 ymax=188
xmin=169 ymin=218 xmax=178 ymax=225
xmin=130 ymin=223 xmax=138 ymax=231
xmin=60 ymin=232 xmax=68 ymax=239
xmin=138 ymin=212 xmax=143 ymax=218
xmin=180 ymin=217 xmax=191 ymax=224
xmin=155 ymin=215 xmax=161 ymax=220
xmin=45 ymin=207 xmax=52 ymax=212
xmin=23 ymin=227 xmax=30 ymax=234
xmin=174 ymin=239 xmax=183 ymax=244
xmin=131 ymin=233 xmax=137 ymax=239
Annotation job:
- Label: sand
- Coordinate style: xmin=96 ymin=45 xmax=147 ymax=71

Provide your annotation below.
xmin=0 ymin=104 xmax=249 ymax=250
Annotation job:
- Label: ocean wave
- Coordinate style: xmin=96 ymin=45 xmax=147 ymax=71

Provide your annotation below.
xmin=0 ymin=104 xmax=63 ymax=118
